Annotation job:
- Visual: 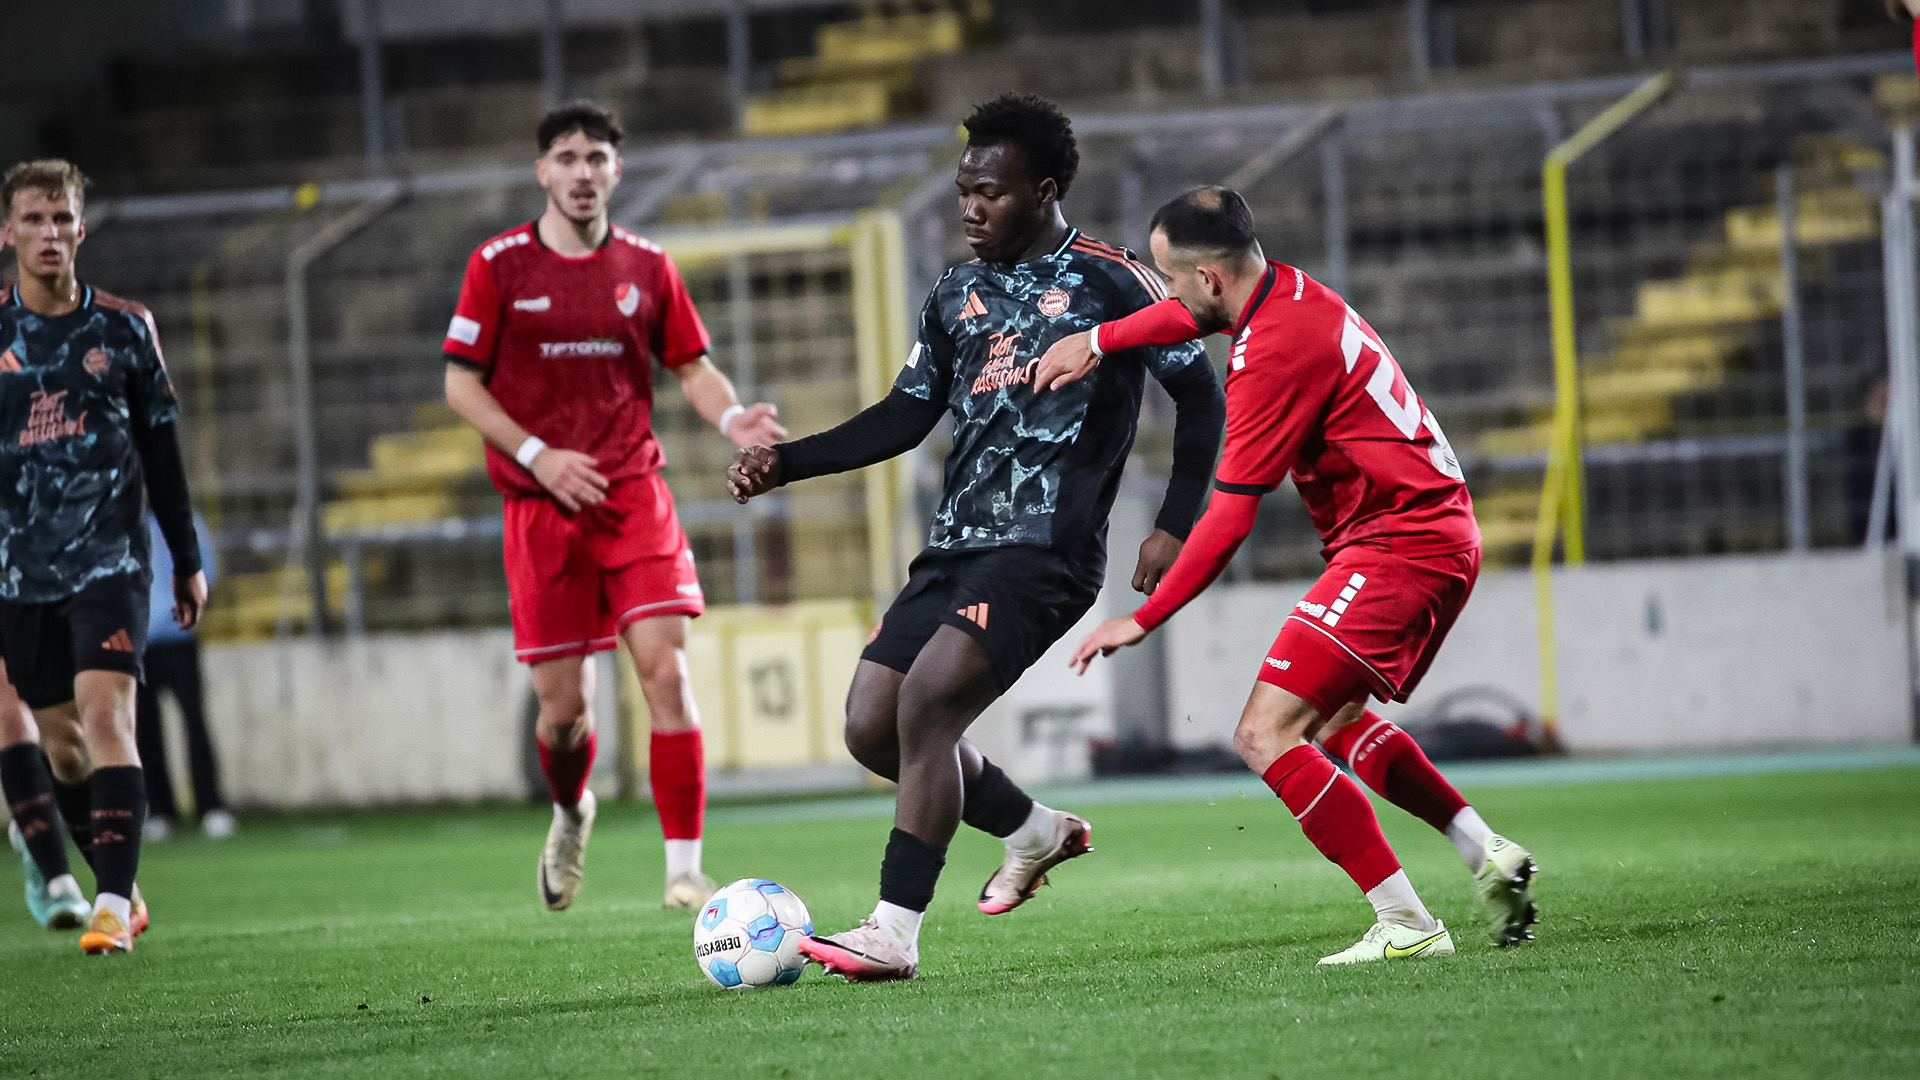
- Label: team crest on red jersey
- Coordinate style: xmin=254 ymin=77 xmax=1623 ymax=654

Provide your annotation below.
xmin=1037 ymin=288 xmax=1071 ymax=318
xmin=615 ymin=282 xmax=641 ymax=317
xmin=83 ymin=348 xmax=110 ymax=377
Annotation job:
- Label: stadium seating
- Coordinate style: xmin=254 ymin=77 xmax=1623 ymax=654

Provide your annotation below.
xmin=1471 ymin=134 xmax=1883 ymax=563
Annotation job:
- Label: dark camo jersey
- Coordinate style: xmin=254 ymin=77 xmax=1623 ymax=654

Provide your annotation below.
xmin=897 ymin=229 xmax=1208 ymax=556
xmin=0 ymin=283 xmax=177 ymax=603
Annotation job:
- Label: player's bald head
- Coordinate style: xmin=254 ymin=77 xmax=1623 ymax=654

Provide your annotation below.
xmin=1148 ymin=186 xmax=1262 ymax=272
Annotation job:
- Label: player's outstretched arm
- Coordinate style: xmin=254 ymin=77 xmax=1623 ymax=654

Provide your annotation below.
xmin=673 ymin=356 xmax=788 ymax=447
xmin=1037 ymin=299 xmax=1204 ymax=391
xmin=444 ymin=363 xmax=608 ymax=512
xmin=1071 ymin=489 xmax=1262 ymax=675
xmin=1069 ymin=617 xmax=1148 ymax=676
xmin=728 ymin=389 xmax=945 ymax=505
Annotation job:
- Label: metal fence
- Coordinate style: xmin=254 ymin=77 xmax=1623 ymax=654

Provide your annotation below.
xmin=65 ymin=50 xmax=1917 ymax=639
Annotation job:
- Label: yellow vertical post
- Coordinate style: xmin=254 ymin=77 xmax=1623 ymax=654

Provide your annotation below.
xmin=1533 ymin=71 xmax=1672 ymax=745
xmin=850 ymin=209 xmax=909 ymax=608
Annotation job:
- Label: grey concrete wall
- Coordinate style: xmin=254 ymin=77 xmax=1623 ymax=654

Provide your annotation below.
xmin=1167 ymin=549 xmax=1914 ymax=753
xmin=202 ymin=630 xmax=624 ymax=808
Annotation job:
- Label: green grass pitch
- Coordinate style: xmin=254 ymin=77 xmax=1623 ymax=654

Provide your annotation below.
xmin=1 ymin=764 xmax=1916 ymax=1079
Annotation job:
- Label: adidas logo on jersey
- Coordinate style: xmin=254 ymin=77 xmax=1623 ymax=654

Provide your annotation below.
xmin=957 ymin=291 xmax=989 ymax=321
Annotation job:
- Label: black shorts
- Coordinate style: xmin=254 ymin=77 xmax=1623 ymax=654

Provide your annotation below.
xmin=0 ymin=575 xmax=148 ymax=709
xmin=863 ymin=545 xmax=1105 ymax=691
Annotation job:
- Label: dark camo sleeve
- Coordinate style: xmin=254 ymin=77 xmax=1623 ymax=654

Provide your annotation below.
xmin=892 ymin=282 xmax=956 ymax=403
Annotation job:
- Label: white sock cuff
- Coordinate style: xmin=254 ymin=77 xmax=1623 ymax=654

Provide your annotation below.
xmin=871 ymin=900 xmax=925 ymax=950
xmin=1447 ymin=805 xmax=1491 ymax=842
xmin=1364 ymin=869 xmax=1436 ymax=931
xmin=1445 ymin=806 xmax=1494 ymax=872
xmin=1006 ymin=800 xmax=1056 ymax=852
xmin=665 ymin=838 xmax=703 ymax=879
xmin=94 ymin=892 xmax=132 ymax=925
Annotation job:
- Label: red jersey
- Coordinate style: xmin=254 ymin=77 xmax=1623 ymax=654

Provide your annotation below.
xmin=443 ymin=221 xmax=712 ymax=499
xmin=1210 ymin=262 xmax=1477 ymax=559
xmin=1100 ymin=264 xmax=1479 ymax=632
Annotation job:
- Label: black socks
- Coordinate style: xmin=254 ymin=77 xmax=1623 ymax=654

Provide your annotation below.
xmin=877 ymin=828 xmax=947 ymax=913
xmin=87 ymin=766 xmax=145 ymax=900
xmin=54 ymin=779 xmax=93 ymax=870
xmin=962 ymin=760 xmax=1035 ymax=839
xmin=0 ymin=744 xmax=70 ymax=881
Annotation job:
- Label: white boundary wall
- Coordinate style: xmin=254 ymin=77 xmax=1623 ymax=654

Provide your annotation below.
xmin=197 ymin=551 xmax=1912 ymax=807
xmin=1167 ymin=549 xmax=1914 ymax=752
xmin=201 ymin=630 xmax=617 ymax=807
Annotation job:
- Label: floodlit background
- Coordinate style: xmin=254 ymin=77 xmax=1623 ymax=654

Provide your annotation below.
xmin=4 ymin=0 xmax=1915 ymax=809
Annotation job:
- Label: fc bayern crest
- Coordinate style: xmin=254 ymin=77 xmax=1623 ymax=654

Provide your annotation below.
xmin=1037 ymin=288 xmax=1071 ymax=318
xmin=615 ymin=282 xmax=641 ymax=317
xmin=83 ymin=348 xmax=110 ymax=377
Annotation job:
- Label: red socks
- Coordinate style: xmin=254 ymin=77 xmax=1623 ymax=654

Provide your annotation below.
xmin=649 ymin=729 xmax=706 ymax=841
xmin=1261 ymin=744 xmax=1400 ymax=893
xmin=537 ymin=730 xmax=597 ymax=809
xmin=1320 ymin=712 xmax=1467 ymax=832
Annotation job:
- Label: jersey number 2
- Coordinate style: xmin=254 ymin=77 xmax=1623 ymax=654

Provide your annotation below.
xmin=1340 ymin=307 xmax=1464 ymax=481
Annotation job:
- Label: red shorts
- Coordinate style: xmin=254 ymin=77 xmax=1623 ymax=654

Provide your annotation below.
xmin=1257 ymin=545 xmax=1480 ymax=719
xmin=502 ymin=471 xmax=704 ymax=664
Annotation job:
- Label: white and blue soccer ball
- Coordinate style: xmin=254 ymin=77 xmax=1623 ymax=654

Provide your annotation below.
xmin=693 ymin=878 xmax=812 ymax=989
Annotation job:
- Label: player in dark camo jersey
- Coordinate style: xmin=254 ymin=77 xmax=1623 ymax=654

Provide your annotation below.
xmin=0 ymin=159 xmax=206 ymax=955
xmin=728 ymin=94 xmax=1226 ymax=981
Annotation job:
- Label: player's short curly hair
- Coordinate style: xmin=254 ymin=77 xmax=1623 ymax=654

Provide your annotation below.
xmin=1 ymin=159 xmax=89 ymax=215
xmin=963 ymin=94 xmax=1080 ymax=198
xmin=537 ymin=100 xmax=625 ymax=153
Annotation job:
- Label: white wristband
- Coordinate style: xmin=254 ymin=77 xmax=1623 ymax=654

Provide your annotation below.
xmin=717 ymin=404 xmax=745 ymax=438
xmin=1088 ymin=324 xmax=1106 ymax=358
xmin=514 ymin=435 xmax=547 ymax=468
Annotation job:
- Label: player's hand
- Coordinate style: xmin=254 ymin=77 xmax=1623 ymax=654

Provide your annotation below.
xmin=1034 ymin=331 xmax=1100 ymax=392
xmin=1069 ymin=616 xmax=1148 ymax=675
xmin=529 ymin=447 xmax=609 ymax=512
xmin=726 ymin=403 xmax=789 ymax=448
xmin=173 ymin=570 xmax=209 ymax=632
xmin=728 ymin=445 xmax=781 ymax=504
xmin=1132 ymin=528 xmax=1184 ymax=594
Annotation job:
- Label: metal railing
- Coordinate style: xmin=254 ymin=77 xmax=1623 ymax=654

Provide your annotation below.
xmin=70 ymin=49 xmax=1917 ymax=640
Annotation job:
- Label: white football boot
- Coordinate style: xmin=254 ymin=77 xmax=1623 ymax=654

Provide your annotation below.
xmin=1317 ymin=920 xmax=1456 ymax=966
xmin=977 ymin=810 xmax=1092 ymax=915
xmin=1474 ymin=834 xmax=1540 ymax=947
xmin=663 ymin=871 xmax=718 ymax=910
xmin=798 ymin=919 xmax=919 ymax=982
xmin=537 ymin=790 xmax=595 ymax=912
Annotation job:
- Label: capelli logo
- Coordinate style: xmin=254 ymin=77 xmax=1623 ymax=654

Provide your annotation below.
xmin=512 ymin=296 xmax=552 ymax=312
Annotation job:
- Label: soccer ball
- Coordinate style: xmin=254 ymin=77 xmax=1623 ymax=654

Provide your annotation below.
xmin=693 ymin=878 xmax=812 ymax=989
